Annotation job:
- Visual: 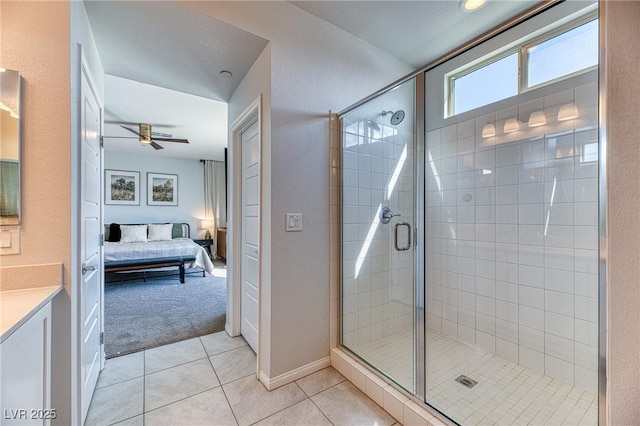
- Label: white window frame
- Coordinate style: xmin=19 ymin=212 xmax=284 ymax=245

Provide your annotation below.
xmin=445 ymin=11 xmax=598 ymax=118
xmin=446 ymin=50 xmax=519 ymax=117
xmin=520 ymin=13 xmax=598 ymax=92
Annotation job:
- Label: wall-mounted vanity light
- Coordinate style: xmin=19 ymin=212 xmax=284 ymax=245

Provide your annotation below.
xmin=481 ymin=123 xmax=496 ymax=138
xmin=503 ymin=118 xmax=520 ymax=133
xmin=558 ymin=103 xmax=579 ymax=121
xmin=528 ymin=111 xmax=547 ymax=127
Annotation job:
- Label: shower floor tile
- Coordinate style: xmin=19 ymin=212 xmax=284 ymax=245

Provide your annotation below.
xmin=352 ymin=330 xmax=597 ymax=425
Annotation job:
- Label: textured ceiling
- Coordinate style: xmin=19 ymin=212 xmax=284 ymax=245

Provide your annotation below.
xmin=102 ymin=75 xmax=228 ymax=161
xmin=85 ymin=1 xmax=268 ymax=160
xmin=86 ymin=0 xmax=543 ymax=161
xmin=84 ymin=1 xmax=268 ymax=102
xmin=290 ymin=1 xmax=541 ymax=68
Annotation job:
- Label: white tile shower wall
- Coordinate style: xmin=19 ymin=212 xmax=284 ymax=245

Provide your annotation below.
xmin=342 ymin=117 xmax=414 ymax=350
xmin=425 ymin=80 xmax=598 ymax=391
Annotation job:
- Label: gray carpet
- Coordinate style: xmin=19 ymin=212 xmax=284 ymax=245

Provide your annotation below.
xmin=105 ymin=271 xmax=226 ymax=358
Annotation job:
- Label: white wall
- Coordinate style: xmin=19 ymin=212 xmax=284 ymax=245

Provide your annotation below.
xmin=184 ymin=1 xmax=414 ymax=379
xmin=104 ymin=151 xmax=207 ymax=238
xmin=227 ymin=44 xmax=273 ymax=373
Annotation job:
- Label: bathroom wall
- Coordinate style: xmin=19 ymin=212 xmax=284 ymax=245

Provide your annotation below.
xmin=425 ymin=75 xmax=599 ymax=391
xmin=605 ymin=1 xmax=640 ymax=423
xmin=185 ymin=1 xmax=413 ymax=379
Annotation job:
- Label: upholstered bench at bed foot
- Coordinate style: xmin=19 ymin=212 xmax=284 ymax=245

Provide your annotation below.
xmin=105 ymin=255 xmax=198 ymax=284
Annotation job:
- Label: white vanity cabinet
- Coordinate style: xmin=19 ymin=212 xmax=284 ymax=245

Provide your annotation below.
xmin=0 ymin=301 xmax=52 ymax=426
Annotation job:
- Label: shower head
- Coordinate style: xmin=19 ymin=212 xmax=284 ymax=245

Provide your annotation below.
xmin=381 ymin=110 xmax=405 ymax=125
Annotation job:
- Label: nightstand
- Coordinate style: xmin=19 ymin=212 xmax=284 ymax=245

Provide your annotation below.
xmin=193 ymin=239 xmax=213 ymax=259
xmin=217 ymin=228 xmax=227 ymax=261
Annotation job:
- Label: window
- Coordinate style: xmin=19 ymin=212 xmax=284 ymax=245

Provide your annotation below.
xmin=452 ymin=53 xmax=518 ymax=116
xmin=446 ymin=15 xmax=598 ymax=117
xmin=525 ymin=19 xmax=598 ymax=89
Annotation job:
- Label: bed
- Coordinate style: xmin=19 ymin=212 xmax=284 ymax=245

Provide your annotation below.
xmin=104 ymin=223 xmax=215 ymax=281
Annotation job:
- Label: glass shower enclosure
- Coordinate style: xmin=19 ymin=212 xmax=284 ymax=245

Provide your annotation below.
xmin=338 ymin=3 xmax=600 ymax=424
xmin=340 ymin=76 xmax=423 ymax=395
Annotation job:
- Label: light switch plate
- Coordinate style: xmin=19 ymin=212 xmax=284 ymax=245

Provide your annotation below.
xmin=285 ymin=213 xmax=302 ymax=232
xmin=0 ymin=225 xmax=21 ymax=255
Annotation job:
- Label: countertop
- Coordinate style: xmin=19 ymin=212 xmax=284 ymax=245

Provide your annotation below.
xmin=1 ymin=285 xmax=62 ymax=343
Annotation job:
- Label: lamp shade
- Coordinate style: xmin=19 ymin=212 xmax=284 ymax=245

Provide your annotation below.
xmin=481 ymin=123 xmax=496 ymax=138
xmin=528 ymin=111 xmax=547 ymax=127
xmin=503 ymin=118 xmax=520 ymax=133
xmin=200 ymin=219 xmax=215 ymax=229
xmin=558 ymin=103 xmax=579 ymax=121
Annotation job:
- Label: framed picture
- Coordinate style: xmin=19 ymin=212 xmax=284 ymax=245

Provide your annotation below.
xmin=147 ymin=172 xmax=178 ymax=206
xmin=105 ymin=170 xmax=140 ymax=205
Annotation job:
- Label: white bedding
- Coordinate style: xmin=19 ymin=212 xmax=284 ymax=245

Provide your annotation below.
xmin=104 ymin=237 xmax=214 ymax=274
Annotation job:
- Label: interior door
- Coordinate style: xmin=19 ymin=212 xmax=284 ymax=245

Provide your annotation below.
xmin=80 ymin=67 xmax=103 ymax=422
xmin=241 ymin=120 xmax=260 ymax=353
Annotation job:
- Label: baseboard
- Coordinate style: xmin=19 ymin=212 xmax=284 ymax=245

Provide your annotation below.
xmin=259 ymin=356 xmax=331 ymax=391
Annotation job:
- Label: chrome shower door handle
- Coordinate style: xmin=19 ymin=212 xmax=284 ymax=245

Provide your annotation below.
xmin=394 ymin=222 xmax=412 ymax=251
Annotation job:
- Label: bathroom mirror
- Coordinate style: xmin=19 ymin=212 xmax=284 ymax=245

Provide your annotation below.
xmin=0 ymin=68 xmax=21 ymax=225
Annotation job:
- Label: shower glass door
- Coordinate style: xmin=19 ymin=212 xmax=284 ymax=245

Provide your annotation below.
xmin=340 ymin=77 xmax=420 ymax=393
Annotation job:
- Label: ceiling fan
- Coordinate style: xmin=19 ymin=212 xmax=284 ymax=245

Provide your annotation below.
xmin=108 ymin=123 xmax=189 ymax=150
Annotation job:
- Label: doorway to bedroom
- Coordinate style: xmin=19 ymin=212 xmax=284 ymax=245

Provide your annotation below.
xmin=102 ymin=151 xmax=229 ymax=358
xmin=84 ymin=2 xmax=268 ymax=357
xmin=103 ymin=256 xmax=228 ymax=358
xmin=85 ymin=2 xmax=268 ymax=357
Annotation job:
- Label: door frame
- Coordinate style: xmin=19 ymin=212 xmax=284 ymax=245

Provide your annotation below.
xmin=227 ymin=96 xmax=262 ymax=371
xmin=72 ymin=46 xmax=104 ymax=425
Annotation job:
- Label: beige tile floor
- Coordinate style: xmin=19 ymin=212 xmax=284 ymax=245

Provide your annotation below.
xmin=86 ymin=332 xmax=399 ymax=426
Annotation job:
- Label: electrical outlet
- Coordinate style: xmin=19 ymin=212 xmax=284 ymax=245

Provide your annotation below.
xmin=285 ymin=213 xmax=302 ymax=232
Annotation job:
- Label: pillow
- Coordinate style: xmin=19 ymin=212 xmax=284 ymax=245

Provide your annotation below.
xmin=148 ymin=223 xmax=173 ymax=242
xmin=119 ymin=224 xmax=148 ymax=243
xmin=108 ymin=223 xmax=121 ymax=242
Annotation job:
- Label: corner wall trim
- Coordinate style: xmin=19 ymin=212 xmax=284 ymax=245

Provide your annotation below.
xmin=259 ymin=357 xmax=331 ymax=391
xmin=224 ymin=323 xmax=239 ymax=338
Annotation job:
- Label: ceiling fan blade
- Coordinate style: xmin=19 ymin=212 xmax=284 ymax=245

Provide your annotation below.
xmin=151 ymin=131 xmax=173 ymax=138
xmin=107 ymin=120 xmax=177 ymax=129
xmin=103 ymin=136 xmax=138 ymax=139
xmin=151 ymin=137 xmax=189 ymax=144
xmin=150 ymin=141 xmax=164 ymax=150
xmin=121 ymin=125 xmax=142 ymax=136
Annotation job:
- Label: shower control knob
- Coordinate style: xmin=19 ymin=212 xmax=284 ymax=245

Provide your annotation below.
xmin=380 ymin=206 xmax=401 ymax=224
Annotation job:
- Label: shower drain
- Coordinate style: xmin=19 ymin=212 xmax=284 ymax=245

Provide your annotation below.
xmin=455 ymin=375 xmax=478 ymax=388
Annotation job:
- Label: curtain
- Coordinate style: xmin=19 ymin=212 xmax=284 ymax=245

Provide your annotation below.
xmin=204 ymin=160 xmax=226 ymax=258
